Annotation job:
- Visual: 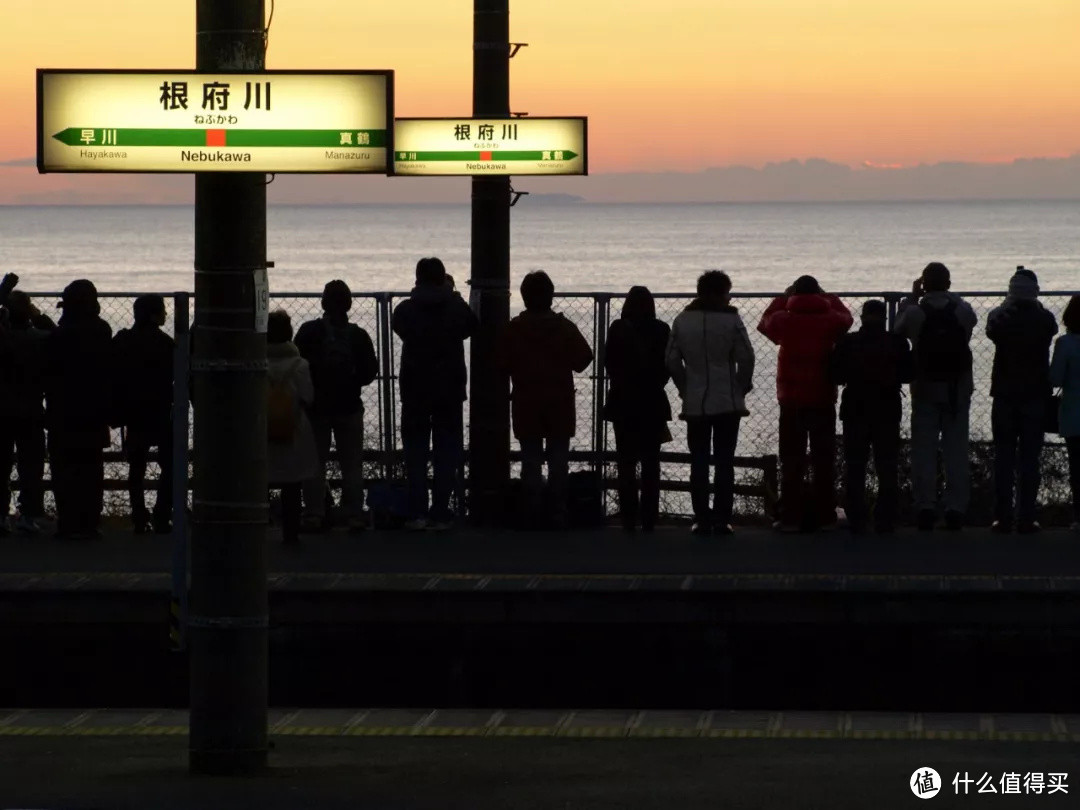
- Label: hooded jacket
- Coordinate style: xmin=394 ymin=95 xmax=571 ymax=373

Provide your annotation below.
xmin=392 ymin=285 xmax=478 ymax=405
xmin=495 ymin=309 xmax=594 ymax=440
xmin=985 ymin=275 xmax=1058 ymax=400
xmin=757 ymin=293 xmax=853 ymax=407
xmin=666 ymin=301 xmax=754 ymax=418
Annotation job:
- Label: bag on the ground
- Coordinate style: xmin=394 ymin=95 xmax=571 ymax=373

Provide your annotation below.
xmin=567 ymin=470 xmax=604 ymax=528
xmin=915 ymin=300 xmax=971 ymax=381
xmin=367 ymin=479 xmax=409 ymax=529
xmin=267 ymin=378 xmax=298 ymax=442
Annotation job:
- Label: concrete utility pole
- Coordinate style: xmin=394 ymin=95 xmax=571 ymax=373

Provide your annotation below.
xmin=189 ymin=0 xmax=269 ymax=775
xmin=469 ymin=0 xmax=512 ymax=524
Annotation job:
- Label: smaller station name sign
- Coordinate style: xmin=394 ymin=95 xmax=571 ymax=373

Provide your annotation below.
xmin=392 ymin=117 xmax=587 ymax=176
xmin=38 ymin=70 xmax=393 ymax=173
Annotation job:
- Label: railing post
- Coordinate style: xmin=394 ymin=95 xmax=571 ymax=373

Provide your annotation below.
xmin=593 ymin=295 xmax=610 ymax=491
xmin=377 ymin=293 xmax=396 ymax=483
xmin=170 ymin=292 xmax=191 ymax=652
xmin=885 ymin=292 xmax=900 ymax=331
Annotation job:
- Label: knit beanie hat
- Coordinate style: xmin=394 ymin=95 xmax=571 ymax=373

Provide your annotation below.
xmin=1008 ymin=269 xmax=1039 ymax=301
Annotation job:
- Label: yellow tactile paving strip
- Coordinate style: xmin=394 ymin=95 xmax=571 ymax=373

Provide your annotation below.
xmin=0 ymin=709 xmax=1075 ymax=741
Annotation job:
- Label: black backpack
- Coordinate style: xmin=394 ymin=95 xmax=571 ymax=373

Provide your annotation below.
xmin=915 ymin=300 xmax=971 ymax=381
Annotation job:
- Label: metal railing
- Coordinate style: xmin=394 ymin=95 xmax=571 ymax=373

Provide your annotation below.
xmin=21 ymin=288 xmax=1080 ymax=522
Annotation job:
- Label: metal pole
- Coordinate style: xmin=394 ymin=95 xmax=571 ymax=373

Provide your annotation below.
xmin=377 ymin=293 xmax=396 ymax=483
xmin=468 ymin=0 xmax=511 ymax=524
xmin=170 ymin=292 xmax=191 ymax=652
xmin=189 ymin=0 xmax=269 ymax=776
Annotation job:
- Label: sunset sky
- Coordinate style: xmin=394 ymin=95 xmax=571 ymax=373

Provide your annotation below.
xmin=2 ymin=0 xmax=1079 ymax=199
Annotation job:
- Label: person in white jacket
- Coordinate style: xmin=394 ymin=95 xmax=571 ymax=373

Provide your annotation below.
xmin=266 ymin=310 xmax=319 ymax=544
xmin=666 ymin=271 xmax=755 ymax=535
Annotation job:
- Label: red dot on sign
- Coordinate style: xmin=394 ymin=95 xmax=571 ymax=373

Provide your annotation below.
xmin=480 ymin=151 xmax=492 ymax=161
xmin=206 ymin=130 xmax=226 ymax=147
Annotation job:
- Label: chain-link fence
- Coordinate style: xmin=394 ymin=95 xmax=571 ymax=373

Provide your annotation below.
xmin=21 ymin=289 xmax=1080 ymax=524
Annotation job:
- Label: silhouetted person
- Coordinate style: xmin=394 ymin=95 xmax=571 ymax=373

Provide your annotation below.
xmin=605 ymin=286 xmax=672 ymax=532
xmin=44 ymin=280 xmax=113 ymax=540
xmin=830 ymin=300 xmax=912 ymax=534
xmin=894 ymin=262 xmax=977 ymax=531
xmin=0 ymin=291 xmax=55 ymax=534
xmin=758 ymin=275 xmax=852 ymax=532
xmin=112 ymin=294 xmax=175 ymax=535
xmin=295 ymin=280 xmax=378 ymax=533
xmin=1050 ymin=296 xmax=1080 ymax=530
xmin=667 ymin=271 xmax=755 ymax=535
xmin=496 ymin=271 xmax=593 ymax=529
xmin=266 ymin=310 xmax=318 ymax=545
xmin=392 ymin=257 xmax=478 ymax=530
xmin=986 ymin=267 xmax=1058 ymax=534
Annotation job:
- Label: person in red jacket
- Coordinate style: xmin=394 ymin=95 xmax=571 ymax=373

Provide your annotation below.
xmin=758 ymin=275 xmax=853 ymax=532
xmin=496 ymin=271 xmax=594 ymax=529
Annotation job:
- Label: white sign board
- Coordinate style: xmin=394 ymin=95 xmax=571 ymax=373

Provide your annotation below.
xmin=37 ymin=70 xmax=394 ymax=173
xmin=392 ymin=117 xmax=587 ymax=176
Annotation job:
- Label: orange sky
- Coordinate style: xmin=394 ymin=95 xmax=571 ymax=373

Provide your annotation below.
xmin=2 ymin=0 xmax=1080 ymax=173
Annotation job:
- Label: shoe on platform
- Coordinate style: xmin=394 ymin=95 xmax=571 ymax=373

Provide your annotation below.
xmin=916 ymin=510 xmax=936 ymax=531
xmin=1017 ymin=520 xmax=1042 ymax=535
xmin=404 ymin=518 xmax=429 ymax=531
xmin=690 ymin=521 xmax=711 ymax=536
xmin=772 ymin=520 xmax=801 ymax=534
xmin=428 ymin=518 xmax=454 ymax=532
xmin=714 ymin=524 xmax=735 ymax=536
xmin=943 ymin=511 xmax=964 ymax=531
xmin=990 ymin=520 xmax=1012 ymax=534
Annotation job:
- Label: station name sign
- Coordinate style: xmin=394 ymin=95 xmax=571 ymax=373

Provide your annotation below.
xmin=392 ymin=117 xmax=587 ymax=176
xmin=37 ymin=69 xmax=394 ymax=174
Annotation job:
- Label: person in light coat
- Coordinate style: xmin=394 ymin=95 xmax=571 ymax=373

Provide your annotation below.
xmin=1049 ymin=296 xmax=1080 ymax=530
xmin=666 ymin=270 xmax=755 ymax=535
xmin=266 ymin=310 xmax=318 ymax=544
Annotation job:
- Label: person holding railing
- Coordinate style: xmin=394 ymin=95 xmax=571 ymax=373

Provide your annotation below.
xmin=44 ymin=280 xmax=113 ymax=541
xmin=605 ymin=286 xmax=672 ymax=533
xmin=392 ymin=257 xmax=478 ymax=531
xmin=0 ymin=290 xmax=55 ymax=535
xmin=758 ymin=275 xmax=853 ymax=533
xmin=986 ymin=268 xmax=1058 ymax=534
xmin=496 ymin=271 xmax=593 ymax=530
xmin=111 ymin=294 xmax=175 ymax=535
xmin=830 ymin=300 xmax=912 ymax=534
xmin=1049 ymin=296 xmax=1080 ymax=531
xmin=295 ymin=280 xmax=378 ymax=534
xmin=894 ymin=262 xmax=978 ymax=531
xmin=666 ymin=271 xmax=754 ymax=536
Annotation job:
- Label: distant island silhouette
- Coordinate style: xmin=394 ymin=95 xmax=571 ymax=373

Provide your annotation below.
xmin=4 ymin=153 xmax=1080 ymax=205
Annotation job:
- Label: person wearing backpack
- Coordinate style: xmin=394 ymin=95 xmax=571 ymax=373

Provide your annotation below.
xmin=830 ymin=300 xmax=913 ymax=534
xmin=295 ymin=280 xmax=379 ymax=533
xmin=894 ymin=262 xmax=978 ymax=531
xmin=758 ymin=275 xmax=853 ymax=533
xmin=266 ymin=310 xmax=318 ymax=545
xmin=986 ymin=268 xmax=1058 ymax=533
xmin=392 ymin=257 xmax=479 ymax=531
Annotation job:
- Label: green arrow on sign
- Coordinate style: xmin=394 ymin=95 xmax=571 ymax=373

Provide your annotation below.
xmin=51 ymin=128 xmax=387 ymax=148
xmin=396 ymin=150 xmax=579 ymax=161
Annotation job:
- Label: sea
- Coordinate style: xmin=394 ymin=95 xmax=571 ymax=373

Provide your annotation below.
xmin=1 ymin=200 xmax=1078 ymax=296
